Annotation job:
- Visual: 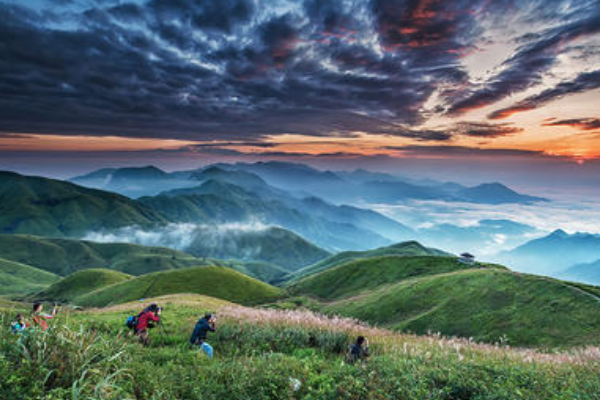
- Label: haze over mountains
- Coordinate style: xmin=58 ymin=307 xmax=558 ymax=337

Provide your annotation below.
xmin=71 ymin=162 xmax=548 ymax=205
xmin=3 ymin=164 xmax=600 ymax=348
xmin=3 ymin=162 xmax=600 ymax=285
xmin=497 ymin=230 xmax=600 ymax=283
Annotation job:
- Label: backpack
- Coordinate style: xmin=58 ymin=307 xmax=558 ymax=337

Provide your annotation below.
xmin=126 ymin=315 xmax=139 ymax=330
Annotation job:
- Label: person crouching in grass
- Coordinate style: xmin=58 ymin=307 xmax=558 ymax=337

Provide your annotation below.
xmin=11 ymin=313 xmax=29 ymax=335
xmin=190 ymin=313 xmax=216 ymax=359
xmin=135 ymin=303 xmax=161 ymax=346
xmin=346 ymin=336 xmax=370 ymax=364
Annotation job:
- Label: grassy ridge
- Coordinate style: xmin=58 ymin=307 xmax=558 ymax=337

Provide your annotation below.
xmin=323 ymin=269 xmax=600 ymax=347
xmin=292 ymin=241 xmax=450 ymax=280
xmin=34 ymin=269 xmax=132 ymax=302
xmin=0 ymin=257 xmax=59 ymax=295
xmin=228 ymin=260 xmax=290 ymax=284
xmin=290 ymin=255 xmax=479 ymax=300
xmin=0 ymin=171 xmax=165 ymax=237
xmin=75 ymin=266 xmax=282 ymax=307
xmin=0 ymin=234 xmax=318 ymax=283
xmin=1 ymin=296 xmax=599 ymax=399
xmin=290 ymin=255 xmax=600 ymax=347
xmin=0 ymin=234 xmax=204 ymax=276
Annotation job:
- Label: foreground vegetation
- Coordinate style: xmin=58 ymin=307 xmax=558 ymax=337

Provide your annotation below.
xmin=1 ymin=295 xmax=600 ymax=400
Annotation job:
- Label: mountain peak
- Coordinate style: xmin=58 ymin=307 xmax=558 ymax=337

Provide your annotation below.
xmin=550 ymin=229 xmax=569 ymax=238
xmin=111 ymin=165 xmax=167 ymax=181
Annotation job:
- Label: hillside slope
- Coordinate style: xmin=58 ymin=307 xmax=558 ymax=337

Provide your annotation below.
xmin=0 ymin=171 xmax=165 ymax=237
xmin=0 ymin=258 xmax=59 ymax=295
xmin=35 ymin=269 xmax=132 ymax=302
xmin=0 ymin=234 xmax=205 ymax=276
xmin=322 ymin=269 xmax=600 ymax=347
xmin=142 ymin=179 xmax=392 ymax=251
xmin=290 ymin=255 xmax=479 ymax=300
xmin=187 ymin=226 xmax=331 ymax=271
xmin=292 ymin=241 xmax=450 ymax=280
xmin=75 ymin=266 xmax=282 ymax=307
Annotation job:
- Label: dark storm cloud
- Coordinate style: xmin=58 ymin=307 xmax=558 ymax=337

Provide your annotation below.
xmin=448 ymin=1 xmax=600 ymax=116
xmin=0 ymin=0 xmax=598 ymax=143
xmin=371 ymin=0 xmax=477 ymax=59
xmin=542 ymin=117 xmax=600 ymax=131
xmin=387 ymin=145 xmax=548 ymax=158
xmin=489 ymin=69 xmax=600 ymax=119
xmin=451 ymin=122 xmax=523 ymax=138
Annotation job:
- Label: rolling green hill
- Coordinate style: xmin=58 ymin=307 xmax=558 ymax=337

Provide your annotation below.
xmin=0 ymin=234 xmax=306 ymax=284
xmin=322 ymin=269 xmax=600 ymax=347
xmin=292 ymin=241 xmax=450 ymax=280
xmin=226 ymin=261 xmax=290 ymax=284
xmin=0 ymin=171 xmax=165 ymax=237
xmin=75 ymin=266 xmax=282 ymax=307
xmin=290 ymin=254 xmax=600 ymax=347
xmin=290 ymin=255 xmax=483 ymax=300
xmin=0 ymin=257 xmax=59 ymax=295
xmin=0 ymin=234 xmax=206 ymax=276
xmin=34 ymin=269 xmax=132 ymax=302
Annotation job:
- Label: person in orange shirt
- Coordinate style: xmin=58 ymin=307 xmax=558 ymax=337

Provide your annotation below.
xmin=31 ymin=302 xmax=58 ymax=331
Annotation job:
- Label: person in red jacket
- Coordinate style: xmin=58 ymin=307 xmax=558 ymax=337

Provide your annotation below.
xmin=31 ymin=302 xmax=58 ymax=331
xmin=135 ymin=303 xmax=161 ymax=346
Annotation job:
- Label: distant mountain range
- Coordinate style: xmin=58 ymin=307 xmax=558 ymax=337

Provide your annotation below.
xmin=559 ymin=259 xmax=600 ymax=285
xmin=71 ymin=161 xmax=548 ymax=205
xmin=417 ymin=219 xmax=539 ymax=255
xmin=0 ymin=165 xmax=554 ymax=277
xmin=185 ymin=226 xmax=331 ymax=271
xmin=495 ymin=229 xmax=600 ymax=276
xmin=71 ymin=166 xmax=196 ymax=198
xmin=141 ymin=171 xmax=411 ymax=250
xmin=1 ymin=168 xmax=415 ymax=251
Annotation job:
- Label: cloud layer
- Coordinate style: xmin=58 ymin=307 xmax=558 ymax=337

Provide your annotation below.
xmin=0 ymin=0 xmax=599 ymax=145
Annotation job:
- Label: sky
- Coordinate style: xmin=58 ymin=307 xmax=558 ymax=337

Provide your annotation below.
xmin=1 ymin=0 xmax=600 ymax=189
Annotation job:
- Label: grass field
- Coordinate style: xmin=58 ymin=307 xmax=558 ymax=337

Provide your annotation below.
xmin=1 ymin=295 xmax=599 ymax=400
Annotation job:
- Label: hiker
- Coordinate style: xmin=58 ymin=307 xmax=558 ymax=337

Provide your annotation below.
xmin=31 ymin=302 xmax=57 ymax=331
xmin=10 ymin=313 xmax=29 ymax=335
xmin=346 ymin=336 xmax=370 ymax=364
xmin=135 ymin=303 xmax=161 ymax=346
xmin=190 ymin=313 xmax=216 ymax=359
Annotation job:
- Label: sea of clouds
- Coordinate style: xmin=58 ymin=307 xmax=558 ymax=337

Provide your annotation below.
xmin=82 ymin=221 xmax=270 ymax=251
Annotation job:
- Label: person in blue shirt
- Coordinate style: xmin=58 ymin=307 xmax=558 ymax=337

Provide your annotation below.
xmin=346 ymin=336 xmax=370 ymax=364
xmin=190 ymin=313 xmax=216 ymax=359
xmin=10 ymin=313 xmax=29 ymax=335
